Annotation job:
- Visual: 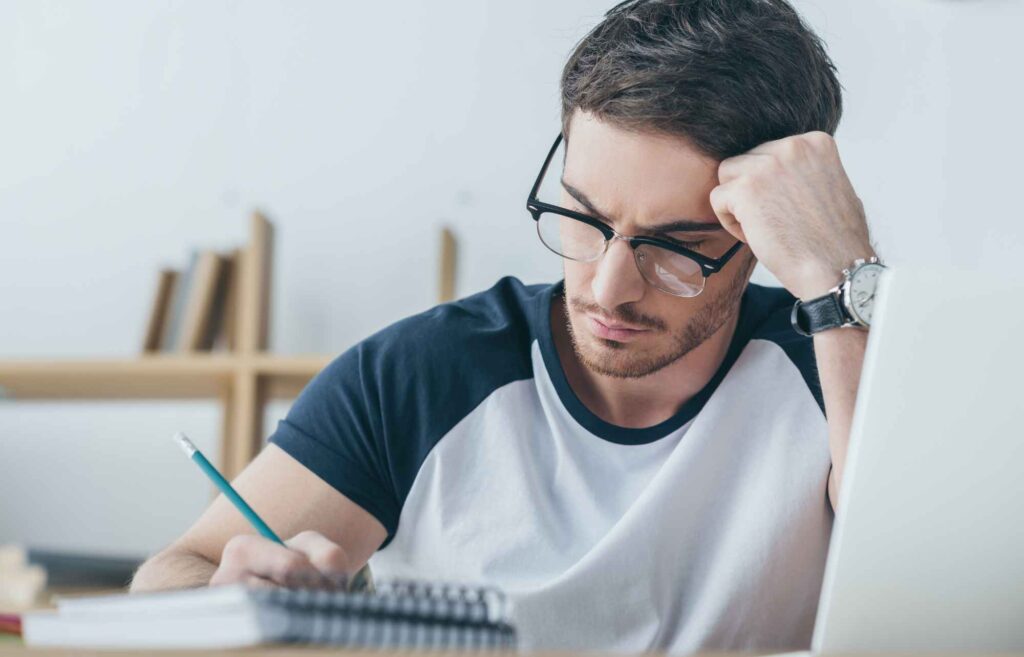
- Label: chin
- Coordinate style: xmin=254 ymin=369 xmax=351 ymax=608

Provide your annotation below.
xmin=571 ymin=319 xmax=677 ymax=379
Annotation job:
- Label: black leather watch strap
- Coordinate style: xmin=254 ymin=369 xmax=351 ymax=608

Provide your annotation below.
xmin=791 ymin=292 xmax=848 ymax=337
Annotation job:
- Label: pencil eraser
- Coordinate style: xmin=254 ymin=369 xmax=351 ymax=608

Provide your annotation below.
xmin=173 ymin=432 xmax=197 ymax=457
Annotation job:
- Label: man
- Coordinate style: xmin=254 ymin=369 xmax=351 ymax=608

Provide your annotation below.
xmin=132 ymin=0 xmax=880 ymax=652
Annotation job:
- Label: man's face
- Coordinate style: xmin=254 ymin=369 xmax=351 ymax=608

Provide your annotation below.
xmin=559 ymin=111 xmax=756 ymax=379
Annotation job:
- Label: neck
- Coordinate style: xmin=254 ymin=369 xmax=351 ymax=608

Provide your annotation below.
xmin=551 ymin=294 xmax=741 ymax=429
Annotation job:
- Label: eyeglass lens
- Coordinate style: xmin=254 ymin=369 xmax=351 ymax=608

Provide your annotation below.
xmin=537 ymin=212 xmax=705 ymax=297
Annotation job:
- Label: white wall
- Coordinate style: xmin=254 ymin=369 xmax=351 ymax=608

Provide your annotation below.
xmin=1 ymin=0 xmax=1021 ymax=558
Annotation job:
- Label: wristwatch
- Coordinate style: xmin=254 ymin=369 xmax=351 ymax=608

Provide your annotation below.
xmin=790 ymin=256 xmax=887 ymax=336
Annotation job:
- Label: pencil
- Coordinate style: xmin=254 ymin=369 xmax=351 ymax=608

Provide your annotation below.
xmin=173 ymin=432 xmax=284 ymax=545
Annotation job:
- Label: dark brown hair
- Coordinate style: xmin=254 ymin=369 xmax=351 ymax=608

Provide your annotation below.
xmin=560 ymin=0 xmax=843 ymax=159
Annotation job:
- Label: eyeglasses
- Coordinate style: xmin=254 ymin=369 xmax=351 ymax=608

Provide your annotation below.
xmin=526 ymin=134 xmax=746 ymax=298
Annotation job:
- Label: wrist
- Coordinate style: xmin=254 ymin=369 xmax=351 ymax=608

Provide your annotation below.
xmin=790 ymin=254 xmax=885 ymax=336
xmin=793 ymin=248 xmax=878 ymax=300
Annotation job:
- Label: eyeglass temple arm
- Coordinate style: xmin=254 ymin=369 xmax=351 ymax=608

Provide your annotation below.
xmin=527 ymin=134 xmax=565 ymax=204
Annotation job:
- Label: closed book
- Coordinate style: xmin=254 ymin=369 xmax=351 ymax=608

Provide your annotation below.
xmin=177 ymin=250 xmax=225 ymax=352
xmin=211 ymin=248 xmax=242 ymax=352
xmin=141 ymin=269 xmax=177 ymax=353
xmin=23 ymin=580 xmax=516 ymax=650
xmin=161 ymin=250 xmax=199 ymax=353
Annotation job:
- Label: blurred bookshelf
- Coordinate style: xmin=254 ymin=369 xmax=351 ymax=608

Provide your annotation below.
xmin=0 ymin=214 xmax=458 ymax=480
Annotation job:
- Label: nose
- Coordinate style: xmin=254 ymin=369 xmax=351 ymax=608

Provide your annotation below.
xmin=591 ymin=236 xmax=645 ymax=312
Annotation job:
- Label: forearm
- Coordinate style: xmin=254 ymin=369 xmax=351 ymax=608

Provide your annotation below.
xmin=129 ymin=546 xmax=218 ymax=593
xmin=813 ymin=326 xmax=869 ymax=509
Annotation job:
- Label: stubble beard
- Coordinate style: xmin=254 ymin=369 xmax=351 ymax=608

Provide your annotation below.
xmin=563 ymin=255 xmax=755 ymax=379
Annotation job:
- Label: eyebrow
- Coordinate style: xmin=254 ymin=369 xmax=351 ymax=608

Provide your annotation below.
xmin=560 ymin=180 xmax=725 ymax=234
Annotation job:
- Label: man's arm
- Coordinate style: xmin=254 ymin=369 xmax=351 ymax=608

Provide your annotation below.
xmin=710 ymin=130 xmax=877 ymax=512
xmin=130 ymin=544 xmax=218 ymax=591
xmin=130 ymin=443 xmax=388 ymax=593
xmin=813 ymin=326 xmax=869 ymax=511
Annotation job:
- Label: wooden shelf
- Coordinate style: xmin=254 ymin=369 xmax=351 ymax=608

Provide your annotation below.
xmin=0 ymin=354 xmax=331 ymax=401
xmin=0 ymin=213 xmax=330 ymax=478
xmin=0 ymin=213 xmax=456 ymax=479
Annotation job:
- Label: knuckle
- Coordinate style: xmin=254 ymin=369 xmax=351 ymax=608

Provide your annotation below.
xmin=317 ymin=545 xmax=350 ymax=571
xmin=778 ymin=137 xmax=801 ymax=157
xmin=286 ymin=530 xmax=322 ymax=550
xmin=221 ymin=534 xmax=253 ymax=563
xmin=304 ymin=544 xmax=347 ymax=574
xmin=709 ymin=185 xmax=727 ymax=210
xmin=806 ymin=131 xmax=836 ymax=152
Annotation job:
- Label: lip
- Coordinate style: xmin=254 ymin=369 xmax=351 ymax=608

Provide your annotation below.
xmin=586 ymin=314 xmax=650 ymax=342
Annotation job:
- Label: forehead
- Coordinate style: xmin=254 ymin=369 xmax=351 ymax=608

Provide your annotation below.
xmin=562 ymin=111 xmax=721 ymax=227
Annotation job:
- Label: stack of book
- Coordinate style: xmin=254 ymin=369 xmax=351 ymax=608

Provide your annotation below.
xmin=0 ymin=546 xmax=46 ymax=611
xmin=141 ymin=248 xmax=243 ymax=354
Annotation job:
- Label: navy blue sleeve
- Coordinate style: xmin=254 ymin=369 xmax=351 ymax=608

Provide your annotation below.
xmin=269 ymin=340 xmax=402 ymax=540
xmin=268 ymin=277 xmax=542 ymax=547
xmin=745 ymin=284 xmax=825 ymax=416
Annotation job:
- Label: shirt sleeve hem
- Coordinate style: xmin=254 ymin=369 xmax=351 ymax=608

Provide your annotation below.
xmin=268 ymin=419 xmax=399 ymax=543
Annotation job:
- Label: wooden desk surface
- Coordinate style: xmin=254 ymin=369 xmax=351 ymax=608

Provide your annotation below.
xmin=0 ymin=646 xmax=774 ymax=650
xmin=2 ymin=647 xmax=1022 ymax=657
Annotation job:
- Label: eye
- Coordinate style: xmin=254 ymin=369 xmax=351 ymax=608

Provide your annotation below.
xmin=662 ymin=237 xmax=705 ymax=251
xmin=660 ymin=232 xmax=711 ymax=251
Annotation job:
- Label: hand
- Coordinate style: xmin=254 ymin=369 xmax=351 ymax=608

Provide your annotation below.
xmin=709 ymin=131 xmax=876 ymax=300
xmin=209 ymin=530 xmax=354 ymax=589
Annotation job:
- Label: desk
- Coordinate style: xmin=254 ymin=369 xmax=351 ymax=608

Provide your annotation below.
xmin=0 ymin=646 xmax=765 ymax=650
xmin=0 ymin=648 xmax=1019 ymax=657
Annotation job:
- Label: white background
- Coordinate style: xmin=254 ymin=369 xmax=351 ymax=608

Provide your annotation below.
xmin=1 ymin=0 xmax=1021 ymax=557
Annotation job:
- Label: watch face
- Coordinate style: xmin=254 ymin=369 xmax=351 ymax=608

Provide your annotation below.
xmin=847 ymin=263 xmax=885 ymax=325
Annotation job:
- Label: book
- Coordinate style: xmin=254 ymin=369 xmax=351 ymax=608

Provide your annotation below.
xmin=0 ymin=546 xmax=46 ymax=610
xmin=177 ymin=250 xmax=226 ymax=352
xmin=160 ymin=250 xmax=199 ymax=353
xmin=210 ymin=248 xmax=241 ymax=352
xmin=23 ymin=580 xmax=517 ymax=650
xmin=141 ymin=269 xmax=177 ymax=353
xmin=22 ymin=548 xmax=142 ymax=588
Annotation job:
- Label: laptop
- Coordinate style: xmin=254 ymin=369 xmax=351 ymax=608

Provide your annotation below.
xmin=809 ymin=265 xmax=1024 ymax=653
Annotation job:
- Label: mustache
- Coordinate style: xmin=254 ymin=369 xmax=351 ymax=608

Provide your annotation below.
xmin=568 ymin=296 xmax=667 ymax=332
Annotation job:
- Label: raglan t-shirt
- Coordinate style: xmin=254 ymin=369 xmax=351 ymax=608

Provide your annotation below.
xmin=268 ymin=276 xmax=833 ymax=654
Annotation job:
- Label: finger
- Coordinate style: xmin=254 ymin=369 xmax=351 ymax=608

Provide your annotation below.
xmin=717 ymin=152 xmax=772 ymax=184
xmin=708 ymin=183 xmax=747 ymax=243
xmin=282 ymin=568 xmax=335 ymax=590
xmin=224 ymin=534 xmax=323 ymax=587
xmin=243 ymin=573 xmax=280 ymax=589
xmin=286 ymin=531 xmax=352 ymax=580
xmin=211 ymin=552 xmax=315 ymax=589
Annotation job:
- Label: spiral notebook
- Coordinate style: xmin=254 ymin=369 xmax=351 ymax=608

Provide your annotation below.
xmin=23 ymin=579 xmax=517 ymax=650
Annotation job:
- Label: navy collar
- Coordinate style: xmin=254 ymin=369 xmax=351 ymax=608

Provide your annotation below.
xmin=535 ymin=281 xmax=757 ymax=445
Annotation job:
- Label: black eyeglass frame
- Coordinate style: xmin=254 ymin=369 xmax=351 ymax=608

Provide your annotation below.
xmin=526 ymin=133 xmax=746 ymax=278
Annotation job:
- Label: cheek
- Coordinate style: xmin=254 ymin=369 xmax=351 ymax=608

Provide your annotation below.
xmin=562 ymin=259 xmax=593 ymax=290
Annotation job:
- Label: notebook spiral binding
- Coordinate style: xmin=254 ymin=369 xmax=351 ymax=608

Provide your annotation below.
xmin=256 ymin=579 xmax=517 ymax=650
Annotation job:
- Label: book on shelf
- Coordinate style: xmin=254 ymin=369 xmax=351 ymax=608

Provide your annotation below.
xmin=177 ymin=250 xmax=225 ymax=352
xmin=140 ymin=269 xmax=177 ymax=353
xmin=159 ymin=249 xmax=199 ymax=353
xmin=142 ymin=247 xmax=241 ymax=354
xmin=212 ymin=248 xmax=242 ymax=352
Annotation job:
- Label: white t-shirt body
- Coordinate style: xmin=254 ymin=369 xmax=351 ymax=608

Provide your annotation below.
xmin=270 ymin=277 xmax=831 ymax=653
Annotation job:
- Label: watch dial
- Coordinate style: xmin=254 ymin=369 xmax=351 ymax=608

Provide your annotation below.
xmin=850 ymin=264 xmax=884 ymax=324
